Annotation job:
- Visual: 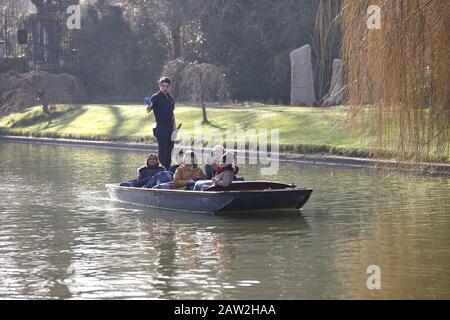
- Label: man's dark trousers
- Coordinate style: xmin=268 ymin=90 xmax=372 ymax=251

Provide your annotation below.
xmin=155 ymin=131 xmax=174 ymax=170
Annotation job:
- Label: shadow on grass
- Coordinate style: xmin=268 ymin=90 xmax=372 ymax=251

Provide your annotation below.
xmin=103 ymin=105 xmax=154 ymax=142
xmin=108 ymin=106 xmax=125 ymax=139
xmin=205 ymin=121 xmax=226 ymax=131
xmin=10 ymin=106 xmax=85 ymax=129
xmin=42 ymin=106 xmax=88 ymax=131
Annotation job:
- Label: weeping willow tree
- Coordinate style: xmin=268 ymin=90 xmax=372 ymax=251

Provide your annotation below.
xmin=314 ymin=0 xmax=342 ymax=102
xmin=319 ymin=0 xmax=449 ymax=163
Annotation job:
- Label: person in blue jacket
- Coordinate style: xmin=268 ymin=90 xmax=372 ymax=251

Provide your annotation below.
xmin=120 ymin=153 xmax=165 ymax=187
xmin=144 ymin=77 xmax=177 ymax=170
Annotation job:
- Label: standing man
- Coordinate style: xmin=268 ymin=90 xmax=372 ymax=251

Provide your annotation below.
xmin=145 ymin=77 xmax=177 ymax=170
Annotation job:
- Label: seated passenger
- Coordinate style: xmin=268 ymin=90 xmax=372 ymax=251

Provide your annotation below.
xmin=212 ymin=151 xmax=236 ymax=188
xmin=120 ymin=153 xmax=165 ymax=187
xmin=205 ymin=145 xmax=225 ymax=179
xmin=169 ymin=149 xmax=184 ymax=174
xmin=205 ymin=145 xmax=240 ymax=179
xmin=173 ymin=150 xmax=208 ymax=190
xmin=194 ymin=151 xmax=236 ymax=191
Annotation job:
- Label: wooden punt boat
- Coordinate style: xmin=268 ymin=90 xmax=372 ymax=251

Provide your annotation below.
xmin=106 ymin=181 xmax=312 ymax=214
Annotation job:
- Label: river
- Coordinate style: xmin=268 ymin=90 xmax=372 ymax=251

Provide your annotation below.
xmin=0 ymin=141 xmax=449 ymax=299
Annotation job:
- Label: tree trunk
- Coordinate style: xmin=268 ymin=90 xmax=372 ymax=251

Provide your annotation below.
xmin=201 ymin=100 xmax=209 ymax=124
xmin=171 ymin=24 xmax=182 ymax=59
xmin=200 ymin=85 xmax=209 ymax=124
xmin=199 ymin=78 xmax=209 ymax=124
xmin=38 ymin=90 xmax=50 ymax=114
xmin=42 ymin=102 xmax=50 ymax=114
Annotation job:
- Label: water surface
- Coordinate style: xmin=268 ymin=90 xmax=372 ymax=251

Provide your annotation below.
xmin=0 ymin=142 xmax=449 ymax=299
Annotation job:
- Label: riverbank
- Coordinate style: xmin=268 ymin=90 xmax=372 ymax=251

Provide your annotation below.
xmin=0 ymin=103 xmax=372 ymax=157
xmin=0 ymin=103 xmax=448 ymax=166
xmin=1 ymin=135 xmax=449 ymax=176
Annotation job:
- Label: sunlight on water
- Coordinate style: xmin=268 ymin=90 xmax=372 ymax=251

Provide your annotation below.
xmin=0 ymin=142 xmax=449 ymax=299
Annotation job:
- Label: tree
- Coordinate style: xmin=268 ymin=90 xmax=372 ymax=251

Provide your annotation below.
xmin=0 ymin=0 xmax=31 ymax=12
xmin=114 ymin=0 xmax=201 ymax=60
xmin=179 ymin=62 xmax=230 ymax=124
xmin=129 ymin=10 xmax=168 ymax=97
xmin=36 ymin=89 xmax=50 ymax=114
xmin=199 ymin=0 xmax=320 ymax=103
xmin=75 ymin=0 xmax=166 ymax=98
xmin=338 ymin=0 xmax=449 ymax=162
xmin=75 ymin=2 xmax=136 ymax=96
xmin=315 ymin=0 xmax=342 ymax=102
xmin=116 ymin=0 xmax=322 ymax=103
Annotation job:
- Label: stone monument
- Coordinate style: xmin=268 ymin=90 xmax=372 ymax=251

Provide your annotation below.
xmin=290 ymin=44 xmax=316 ymax=106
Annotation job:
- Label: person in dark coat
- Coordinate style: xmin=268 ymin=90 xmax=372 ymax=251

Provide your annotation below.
xmin=145 ymin=77 xmax=177 ymax=170
xmin=120 ymin=153 xmax=165 ymax=187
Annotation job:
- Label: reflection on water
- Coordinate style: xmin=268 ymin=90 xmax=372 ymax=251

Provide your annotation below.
xmin=0 ymin=142 xmax=449 ymax=299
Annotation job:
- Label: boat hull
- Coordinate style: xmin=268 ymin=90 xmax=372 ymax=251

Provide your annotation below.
xmin=106 ymin=183 xmax=312 ymax=214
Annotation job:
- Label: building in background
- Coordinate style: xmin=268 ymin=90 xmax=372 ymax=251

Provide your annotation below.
xmin=0 ymin=0 xmax=80 ymax=72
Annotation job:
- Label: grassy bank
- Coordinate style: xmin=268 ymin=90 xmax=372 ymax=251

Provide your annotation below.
xmin=1 ymin=103 xmax=373 ymax=158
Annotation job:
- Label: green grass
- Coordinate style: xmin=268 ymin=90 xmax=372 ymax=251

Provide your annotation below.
xmin=0 ymin=103 xmax=374 ymax=157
